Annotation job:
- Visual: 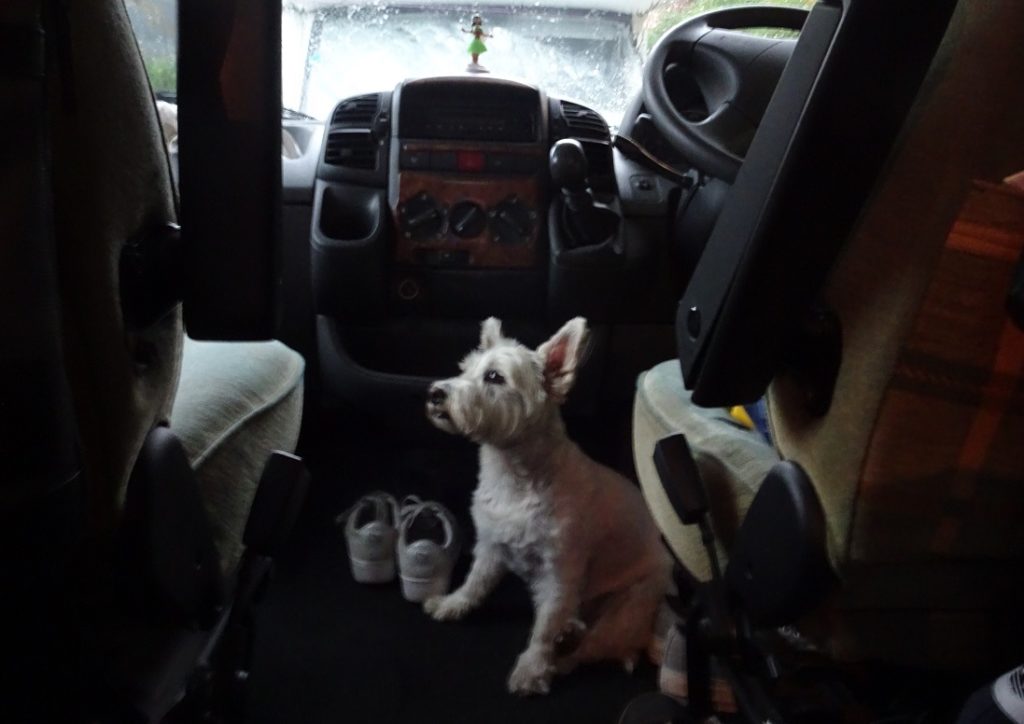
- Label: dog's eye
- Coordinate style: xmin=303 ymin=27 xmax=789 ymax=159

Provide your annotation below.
xmin=484 ymin=369 xmax=505 ymax=385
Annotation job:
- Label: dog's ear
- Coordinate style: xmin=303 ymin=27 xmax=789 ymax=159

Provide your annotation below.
xmin=537 ymin=317 xmax=589 ymax=402
xmin=480 ymin=317 xmax=503 ymax=349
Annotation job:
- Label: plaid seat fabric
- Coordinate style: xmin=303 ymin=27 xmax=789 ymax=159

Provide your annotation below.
xmin=635 ymin=182 xmax=1024 ymax=670
xmin=760 ymin=0 xmax=1024 ymax=670
xmin=854 ymin=181 xmax=1024 ymax=565
xmin=773 ymin=181 xmax=1024 ymax=669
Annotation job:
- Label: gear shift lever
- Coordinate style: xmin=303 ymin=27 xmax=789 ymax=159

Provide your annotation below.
xmin=550 ymin=139 xmax=589 ymax=198
xmin=549 ymin=139 xmax=615 ymax=247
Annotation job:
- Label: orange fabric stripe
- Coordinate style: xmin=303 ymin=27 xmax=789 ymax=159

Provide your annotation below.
xmin=946 ymin=182 xmax=1024 ymax=259
xmin=933 ymin=322 xmax=1024 ymax=551
xmin=955 ymin=321 xmax=1024 ymax=475
xmin=946 ymin=225 xmax=1019 ymax=262
xmin=947 ymin=221 xmax=1022 ymax=261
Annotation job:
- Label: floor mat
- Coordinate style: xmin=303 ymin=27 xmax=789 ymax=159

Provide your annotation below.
xmin=244 ymin=425 xmax=657 ymax=724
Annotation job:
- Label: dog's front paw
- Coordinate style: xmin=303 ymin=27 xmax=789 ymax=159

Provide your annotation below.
xmin=423 ymin=593 xmax=471 ymax=621
xmin=507 ymin=648 xmax=555 ymax=696
xmin=554 ymin=617 xmax=587 ymax=657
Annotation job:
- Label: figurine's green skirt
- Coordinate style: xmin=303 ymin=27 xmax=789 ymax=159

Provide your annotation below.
xmin=468 ymin=37 xmax=487 ymax=54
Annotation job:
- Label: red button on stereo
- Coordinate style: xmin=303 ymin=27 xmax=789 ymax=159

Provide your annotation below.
xmin=457 ymin=150 xmax=485 ymax=172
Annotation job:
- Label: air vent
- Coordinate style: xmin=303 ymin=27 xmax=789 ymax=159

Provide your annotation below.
xmin=325 ymin=93 xmax=384 ymax=169
xmin=331 ymin=94 xmax=380 ymax=127
xmin=560 ymin=101 xmax=609 ymax=141
xmin=324 ymin=129 xmax=377 ymax=169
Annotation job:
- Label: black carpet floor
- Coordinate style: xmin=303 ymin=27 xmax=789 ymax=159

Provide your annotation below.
xmin=244 ymin=419 xmax=657 ymax=724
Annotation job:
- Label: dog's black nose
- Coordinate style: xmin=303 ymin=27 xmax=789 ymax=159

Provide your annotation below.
xmin=428 ymin=385 xmax=447 ymax=405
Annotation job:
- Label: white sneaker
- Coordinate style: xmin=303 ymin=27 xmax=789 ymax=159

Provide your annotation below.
xmin=338 ymin=492 xmax=400 ymax=584
xmin=396 ymin=496 xmax=460 ymax=602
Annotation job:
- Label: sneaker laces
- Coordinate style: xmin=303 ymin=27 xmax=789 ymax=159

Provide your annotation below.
xmin=335 ymin=491 xmax=398 ymax=528
xmin=399 ymin=494 xmax=424 ymax=516
xmin=399 ymin=496 xmax=455 ymax=547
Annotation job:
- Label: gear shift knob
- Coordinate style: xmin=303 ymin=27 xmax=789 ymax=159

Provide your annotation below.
xmin=549 ymin=138 xmax=589 ymax=192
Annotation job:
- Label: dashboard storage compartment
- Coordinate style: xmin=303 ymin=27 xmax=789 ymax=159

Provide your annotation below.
xmin=319 ymin=183 xmax=378 ymax=241
xmin=311 ymin=181 xmax=388 ymax=321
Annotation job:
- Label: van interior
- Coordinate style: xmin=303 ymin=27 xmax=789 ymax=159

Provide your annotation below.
xmin=3 ymin=0 xmax=1023 ymax=722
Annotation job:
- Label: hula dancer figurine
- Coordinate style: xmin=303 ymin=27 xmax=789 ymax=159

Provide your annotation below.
xmin=463 ymin=15 xmax=493 ymax=72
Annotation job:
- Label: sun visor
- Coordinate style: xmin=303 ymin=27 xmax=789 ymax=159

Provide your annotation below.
xmin=676 ymin=0 xmax=958 ymax=407
xmin=178 ymin=0 xmax=281 ymax=340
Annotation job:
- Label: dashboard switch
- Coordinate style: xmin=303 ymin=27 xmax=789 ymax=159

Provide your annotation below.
xmin=431 ymin=151 xmax=458 ymax=171
xmin=486 ymin=154 xmax=512 ymax=173
xmin=631 ymin=175 xmax=655 ymax=192
xmin=400 ymin=146 xmax=430 ymax=170
xmin=457 ymin=150 xmax=486 ymax=172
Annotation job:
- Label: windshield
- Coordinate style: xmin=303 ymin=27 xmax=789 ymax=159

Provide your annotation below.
xmin=126 ymin=0 xmax=813 ymax=131
xmin=286 ymin=4 xmax=644 ymax=127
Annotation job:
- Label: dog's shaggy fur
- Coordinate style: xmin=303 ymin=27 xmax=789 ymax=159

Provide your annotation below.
xmin=424 ymin=317 xmax=670 ymax=695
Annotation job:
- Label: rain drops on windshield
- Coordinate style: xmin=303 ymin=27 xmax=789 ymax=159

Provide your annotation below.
xmin=283 ymin=3 xmax=644 ymax=128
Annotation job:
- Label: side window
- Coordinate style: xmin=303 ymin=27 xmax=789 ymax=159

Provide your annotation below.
xmin=640 ymin=0 xmax=814 ymax=53
xmin=123 ymin=0 xmax=177 ymax=98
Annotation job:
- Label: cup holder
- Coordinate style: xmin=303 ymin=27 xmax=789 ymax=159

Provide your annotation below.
xmin=311 ymin=180 xmax=389 ymax=320
xmin=318 ymin=183 xmax=381 ymax=243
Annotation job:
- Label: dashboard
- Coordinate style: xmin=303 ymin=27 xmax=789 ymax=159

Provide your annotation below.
xmin=391 ymin=79 xmax=546 ymax=268
xmin=302 ymin=74 xmax=683 ymax=327
xmin=312 ymin=76 xmax=625 ymax=273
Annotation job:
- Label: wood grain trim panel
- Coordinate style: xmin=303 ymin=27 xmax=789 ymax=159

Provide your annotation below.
xmin=393 ymin=162 xmax=547 ymax=269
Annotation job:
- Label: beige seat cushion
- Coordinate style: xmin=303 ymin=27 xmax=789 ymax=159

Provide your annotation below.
xmin=171 ymin=338 xmax=305 ymax=571
xmin=632 ymin=360 xmax=778 ymax=581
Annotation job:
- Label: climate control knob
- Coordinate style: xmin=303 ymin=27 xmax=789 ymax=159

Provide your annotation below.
xmin=489 ymin=197 xmax=535 ymax=245
xmin=449 ymin=201 xmax=487 ymax=239
xmin=400 ymin=192 xmax=445 ymax=240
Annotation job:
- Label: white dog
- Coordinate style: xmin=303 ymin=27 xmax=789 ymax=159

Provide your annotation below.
xmin=424 ymin=317 xmax=671 ymax=695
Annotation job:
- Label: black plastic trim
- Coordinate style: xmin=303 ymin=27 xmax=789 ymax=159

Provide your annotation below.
xmin=178 ymin=0 xmax=281 ymax=339
xmin=676 ymin=0 xmax=959 ymax=406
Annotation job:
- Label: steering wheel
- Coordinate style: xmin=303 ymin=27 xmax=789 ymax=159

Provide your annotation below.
xmin=643 ymin=6 xmax=809 ymax=183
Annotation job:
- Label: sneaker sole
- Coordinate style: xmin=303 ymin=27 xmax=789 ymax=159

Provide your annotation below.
xmin=400 ymin=572 xmax=451 ymax=602
xmin=350 ymin=555 xmax=396 ymax=584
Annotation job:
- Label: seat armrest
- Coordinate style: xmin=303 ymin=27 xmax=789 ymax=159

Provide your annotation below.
xmin=724 ymin=461 xmax=836 ymax=627
xmin=120 ymin=424 xmax=225 ymax=626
